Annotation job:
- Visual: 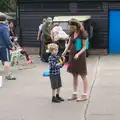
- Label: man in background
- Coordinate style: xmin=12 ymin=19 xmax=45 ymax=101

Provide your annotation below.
xmin=41 ymin=17 xmax=53 ymax=62
xmin=0 ymin=14 xmax=16 ymax=80
xmin=37 ymin=18 xmax=46 ymax=58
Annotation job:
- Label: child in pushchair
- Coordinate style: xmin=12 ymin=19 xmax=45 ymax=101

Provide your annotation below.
xmin=11 ymin=37 xmax=32 ymax=66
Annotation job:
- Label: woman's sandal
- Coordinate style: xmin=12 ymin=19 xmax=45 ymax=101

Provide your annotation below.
xmin=68 ymin=92 xmax=78 ymax=101
xmin=76 ymin=93 xmax=88 ymax=102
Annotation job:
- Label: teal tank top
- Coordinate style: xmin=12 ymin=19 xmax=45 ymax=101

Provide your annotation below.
xmin=75 ymin=37 xmax=89 ymax=51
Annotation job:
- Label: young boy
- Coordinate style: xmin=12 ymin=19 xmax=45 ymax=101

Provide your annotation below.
xmin=48 ymin=43 xmax=65 ymax=103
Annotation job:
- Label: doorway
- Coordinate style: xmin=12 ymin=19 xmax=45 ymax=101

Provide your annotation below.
xmin=109 ymin=10 xmax=120 ymax=54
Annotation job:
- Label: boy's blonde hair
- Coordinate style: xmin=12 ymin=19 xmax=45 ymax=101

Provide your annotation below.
xmin=48 ymin=43 xmax=58 ymax=53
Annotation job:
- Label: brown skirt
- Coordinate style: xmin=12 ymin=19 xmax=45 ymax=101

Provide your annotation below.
xmin=67 ymin=51 xmax=87 ymax=76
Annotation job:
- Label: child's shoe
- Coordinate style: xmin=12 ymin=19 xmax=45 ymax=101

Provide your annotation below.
xmin=52 ymin=96 xmax=61 ymax=103
xmin=26 ymin=60 xmax=32 ymax=64
xmin=56 ymin=94 xmax=64 ymax=102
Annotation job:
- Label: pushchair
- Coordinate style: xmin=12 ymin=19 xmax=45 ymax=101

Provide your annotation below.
xmin=10 ymin=37 xmax=32 ymax=66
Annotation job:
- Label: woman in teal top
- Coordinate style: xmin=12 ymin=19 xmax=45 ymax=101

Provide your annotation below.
xmin=62 ymin=19 xmax=88 ymax=101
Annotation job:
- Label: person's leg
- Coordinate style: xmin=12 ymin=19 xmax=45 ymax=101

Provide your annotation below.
xmin=56 ymin=74 xmax=64 ymax=101
xmin=21 ymin=50 xmax=29 ymax=61
xmin=0 ymin=50 xmax=4 ymax=66
xmin=52 ymin=89 xmax=56 ymax=98
xmin=52 ymin=89 xmax=60 ymax=103
xmin=41 ymin=40 xmax=45 ymax=61
xmin=73 ymin=74 xmax=78 ymax=93
xmin=39 ymin=40 xmax=42 ymax=58
xmin=68 ymin=74 xmax=78 ymax=100
xmin=76 ymin=75 xmax=88 ymax=101
xmin=2 ymin=61 xmax=4 ymax=65
xmin=2 ymin=49 xmax=16 ymax=80
xmin=39 ymin=47 xmax=41 ymax=58
xmin=11 ymin=55 xmax=16 ymax=66
xmin=81 ymin=75 xmax=88 ymax=94
xmin=50 ymin=75 xmax=60 ymax=103
xmin=56 ymin=88 xmax=60 ymax=95
xmin=21 ymin=50 xmax=32 ymax=64
xmin=56 ymin=88 xmax=64 ymax=101
xmin=4 ymin=61 xmax=11 ymax=75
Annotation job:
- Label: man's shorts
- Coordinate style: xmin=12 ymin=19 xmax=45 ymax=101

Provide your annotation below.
xmin=0 ymin=47 xmax=11 ymax=62
xmin=49 ymin=74 xmax=62 ymax=90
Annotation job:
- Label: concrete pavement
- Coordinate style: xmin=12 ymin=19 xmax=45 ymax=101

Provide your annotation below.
xmin=0 ymin=55 xmax=120 ymax=120
xmin=86 ymin=55 xmax=120 ymax=120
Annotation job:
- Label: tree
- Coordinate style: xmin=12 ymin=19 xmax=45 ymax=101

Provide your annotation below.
xmin=0 ymin=0 xmax=16 ymax=12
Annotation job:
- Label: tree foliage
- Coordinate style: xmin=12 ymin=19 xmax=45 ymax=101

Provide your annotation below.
xmin=0 ymin=0 xmax=16 ymax=12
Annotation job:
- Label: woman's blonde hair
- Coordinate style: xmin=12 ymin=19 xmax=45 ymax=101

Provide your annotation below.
xmin=48 ymin=43 xmax=58 ymax=53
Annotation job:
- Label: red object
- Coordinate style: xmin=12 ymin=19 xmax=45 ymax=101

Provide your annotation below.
xmin=65 ymin=63 xmax=70 ymax=67
xmin=12 ymin=48 xmax=15 ymax=51
xmin=26 ymin=60 xmax=32 ymax=64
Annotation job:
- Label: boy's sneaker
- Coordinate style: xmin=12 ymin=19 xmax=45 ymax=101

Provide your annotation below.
xmin=52 ymin=97 xmax=61 ymax=103
xmin=6 ymin=74 xmax=16 ymax=80
xmin=56 ymin=94 xmax=64 ymax=102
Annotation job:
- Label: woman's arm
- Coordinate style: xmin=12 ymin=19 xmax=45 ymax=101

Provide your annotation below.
xmin=63 ymin=37 xmax=71 ymax=53
xmin=77 ymin=39 xmax=86 ymax=56
xmin=77 ymin=30 xmax=88 ymax=56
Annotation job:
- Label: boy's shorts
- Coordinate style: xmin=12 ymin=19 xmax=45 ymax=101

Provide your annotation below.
xmin=0 ymin=47 xmax=11 ymax=62
xmin=50 ymin=74 xmax=62 ymax=89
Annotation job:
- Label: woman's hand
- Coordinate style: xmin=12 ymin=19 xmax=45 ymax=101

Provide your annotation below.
xmin=62 ymin=51 xmax=67 ymax=56
xmin=62 ymin=56 xmax=65 ymax=62
xmin=56 ymin=63 xmax=61 ymax=66
xmin=37 ymin=37 xmax=39 ymax=41
xmin=74 ymin=53 xmax=80 ymax=60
